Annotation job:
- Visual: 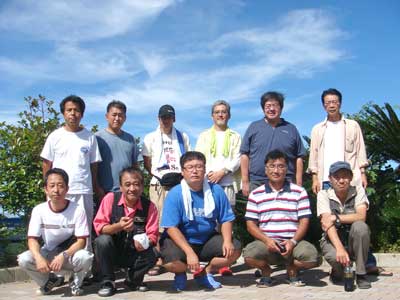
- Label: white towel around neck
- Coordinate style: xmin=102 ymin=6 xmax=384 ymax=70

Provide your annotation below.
xmin=180 ymin=179 xmax=215 ymax=221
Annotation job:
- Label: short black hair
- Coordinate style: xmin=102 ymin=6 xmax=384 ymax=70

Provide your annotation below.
xmin=180 ymin=151 xmax=206 ymax=169
xmin=119 ymin=167 xmax=144 ymax=185
xmin=44 ymin=168 xmax=69 ymax=187
xmin=60 ymin=95 xmax=86 ymax=115
xmin=260 ymin=91 xmax=284 ymax=110
xmin=321 ymin=88 xmax=342 ymax=104
xmin=107 ymin=100 xmax=127 ymax=114
xmin=264 ymin=149 xmax=289 ymax=165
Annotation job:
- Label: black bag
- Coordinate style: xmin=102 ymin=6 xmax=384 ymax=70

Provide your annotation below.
xmin=157 ymin=172 xmax=183 ymax=189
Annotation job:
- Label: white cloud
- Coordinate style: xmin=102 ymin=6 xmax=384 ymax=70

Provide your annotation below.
xmin=0 ymin=0 xmax=176 ymax=42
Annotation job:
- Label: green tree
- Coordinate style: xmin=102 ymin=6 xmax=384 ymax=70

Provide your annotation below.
xmin=349 ymin=102 xmax=400 ymax=251
xmin=0 ymin=96 xmax=60 ymax=220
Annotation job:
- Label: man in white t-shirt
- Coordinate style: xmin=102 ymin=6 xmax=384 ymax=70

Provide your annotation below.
xmin=41 ymin=95 xmax=102 ymax=240
xmin=18 ymin=168 xmax=93 ymax=296
xmin=142 ymin=104 xmax=190 ymax=275
xmin=308 ymin=88 xmax=369 ymax=194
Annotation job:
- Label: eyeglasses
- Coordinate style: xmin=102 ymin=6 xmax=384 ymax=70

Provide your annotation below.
xmin=324 ymin=100 xmax=339 ymax=105
xmin=265 ymin=164 xmax=287 ymax=170
xmin=213 ymin=110 xmax=228 ymax=115
xmin=183 ymin=164 xmax=205 ymax=171
xmin=264 ymin=103 xmax=280 ymax=110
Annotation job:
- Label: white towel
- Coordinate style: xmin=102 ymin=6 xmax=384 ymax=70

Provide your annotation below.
xmin=181 ymin=179 xmax=215 ymax=221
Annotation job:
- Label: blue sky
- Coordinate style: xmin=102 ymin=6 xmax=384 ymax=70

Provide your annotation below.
xmin=0 ymin=0 xmax=399 ymax=146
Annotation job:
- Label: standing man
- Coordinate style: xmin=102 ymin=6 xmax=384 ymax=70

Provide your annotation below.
xmin=240 ymin=91 xmax=306 ymax=197
xmin=18 ymin=168 xmax=93 ymax=296
xmin=195 ymin=100 xmax=241 ymax=209
xmin=160 ymin=151 xmax=241 ymax=291
xmin=317 ymin=161 xmax=371 ymax=289
xmin=308 ymin=88 xmax=369 ymax=194
xmin=93 ymin=167 xmax=158 ymax=296
xmin=41 ymin=95 xmax=102 ymax=240
xmin=142 ymin=104 xmax=190 ymax=275
xmin=96 ymin=100 xmax=139 ymax=200
xmin=243 ymin=150 xmax=320 ymax=287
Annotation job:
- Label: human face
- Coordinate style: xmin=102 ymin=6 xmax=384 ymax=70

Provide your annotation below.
xmin=329 ymin=169 xmax=352 ymax=194
xmin=182 ymin=159 xmax=206 ymax=190
xmin=45 ymin=174 xmax=68 ymax=203
xmin=106 ymin=107 xmax=126 ymax=133
xmin=120 ymin=172 xmax=144 ymax=204
xmin=63 ymin=101 xmax=83 ymax=131
xmin=212 ymin=104 xmax=230 ymax=127
xmin=263 ymin=99 xmax=282 ymax=124
xmin=265 ymin=158 xmax=287 ymax=186
xmin=159 ymin=115 xmax=174 ymax=133
xmin=323 ymin=94 xmax=341 ymax=119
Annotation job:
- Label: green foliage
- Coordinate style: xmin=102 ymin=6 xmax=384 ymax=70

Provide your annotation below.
xmin=348 ymin=102 xmax=400 ymax=252
xmin=0 ymin=225 xmax=26 ymax=267
xmin=0 ymin=96 xmax=60 ymax=217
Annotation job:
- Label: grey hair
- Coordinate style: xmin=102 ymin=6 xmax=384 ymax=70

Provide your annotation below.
xmin=211 ymin=100 xmax=231 ymax=117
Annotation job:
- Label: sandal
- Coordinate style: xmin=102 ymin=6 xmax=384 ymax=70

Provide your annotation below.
xmin=286 ymin=277 xmax=306 ymax=287
xmin=147 ymin=265 xmax=165 ymax=276
xmin=366 ymin=266 xmax=393 ymax=276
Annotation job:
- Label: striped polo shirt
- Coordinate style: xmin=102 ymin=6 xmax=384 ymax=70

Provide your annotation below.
xmin=245 ymin=180 xmax=311 ymax=240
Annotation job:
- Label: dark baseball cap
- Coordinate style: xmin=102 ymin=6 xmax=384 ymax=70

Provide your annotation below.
xmin=329 ymin=161 xmax=352 ymax=175
xmin=158 ymin=104 xmax=175 ymax=118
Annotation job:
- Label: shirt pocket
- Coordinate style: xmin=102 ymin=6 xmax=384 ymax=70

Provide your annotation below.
xmin=345 ymin=136 xmax=354 ymax=153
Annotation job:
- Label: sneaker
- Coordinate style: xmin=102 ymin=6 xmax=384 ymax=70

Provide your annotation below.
xmin=49 ymin=273 xmax=65 ymax=287
xmin=356 ymin=275 xmax=371 ymax=289
xmin=173 ymin=273 xmax=187 ymax=292
xmin=70 ymin=283 xmax=84 ymax=296
xmin=195 ymin=273 xmax=222 ymax=289
xmin=256 ymin=276 xmax=274 ymax=288
xmin=36 ymin=275 xmax=64 ymax=295
xmin=218 ymin=266 xmax=233 ymax=276
xmin=97 ymin=281 xmax=116 ymax=297
xmin=286 ymin=277 xmax=306 ymax=287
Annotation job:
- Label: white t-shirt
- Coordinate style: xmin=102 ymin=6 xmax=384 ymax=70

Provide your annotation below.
xmin=323 ymin=120 xmax=344 ymax=181
xmin=142 ymin=129 xmax=190 ymax=185
xmin=27 ymin=201 xmax=89 ymax=251
xmin=41 ymin=127 xmax=102 ymax=194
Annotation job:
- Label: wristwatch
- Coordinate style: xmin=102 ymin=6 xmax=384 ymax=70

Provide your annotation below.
xmin=334 ymin=212 xmax=341 ymax=228
xmin=223 ymin=168 xmax=231 ymax=175
xmin=62 ymin=251 xmax=70 ymax=260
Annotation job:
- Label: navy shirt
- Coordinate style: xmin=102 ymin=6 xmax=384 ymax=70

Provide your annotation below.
xmin=240 ymin=118 xmax=306 ymax=182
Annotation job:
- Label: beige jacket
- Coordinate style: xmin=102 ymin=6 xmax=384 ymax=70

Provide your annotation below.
xmin=307 ymin=116 xmax=369 ymax=188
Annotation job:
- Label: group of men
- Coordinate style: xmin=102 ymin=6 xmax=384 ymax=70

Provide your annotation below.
xmin=18 ymin=88 xmax=376 ymax=296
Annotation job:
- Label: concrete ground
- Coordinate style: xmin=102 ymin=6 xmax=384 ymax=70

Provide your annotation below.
xmin=0 ymin=261 xmax=398 ymax=300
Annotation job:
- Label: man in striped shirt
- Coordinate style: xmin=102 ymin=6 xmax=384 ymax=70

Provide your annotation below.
xmin=243 ymin=150 xmax=321 ymax=287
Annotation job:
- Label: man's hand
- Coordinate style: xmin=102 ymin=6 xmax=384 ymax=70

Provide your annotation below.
xmin=312 ymin=176 xmax=320 ymax=195
xmin=222 ymin=240 xmax=235 ymax=258
xmin=35 ymin=256 xmax=51 ymax=273
xmin=207 ymin=170 xmax=225 ymax=184
xmin=119 ymin=216 xmax=134 ymax=232
xmin=264 ymin=238 xmax=280 ymax=253
xmin=361 ymin=173 xmax=368 ymax=189
xmin=280 ymin=240 xmax=295 ymax=257
xmin=242 ymin=180 xmax=250 ymax=197
xmin=186 ymin=252 xmax=200 ymax=272
xmin=336 ymin=247 xmax=350 ymax=266
xmin=49 ymin=254 xmax=64 ymax=272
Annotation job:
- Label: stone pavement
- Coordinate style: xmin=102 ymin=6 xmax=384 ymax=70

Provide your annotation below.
xmin=0 ymin=262 xmax=398 ymax=300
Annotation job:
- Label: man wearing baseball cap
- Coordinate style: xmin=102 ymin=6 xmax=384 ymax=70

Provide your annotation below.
xmin=142 ymin=104 xmax=191 ymax=275
xmin=317 ymin=161 xmax=371 ymax=289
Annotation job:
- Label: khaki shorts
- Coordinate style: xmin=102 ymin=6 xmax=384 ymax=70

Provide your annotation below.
xmin=149 ymin=184 xmax=169 ymax=231
xmin=243 ymin=239 xmax=321 ymax=265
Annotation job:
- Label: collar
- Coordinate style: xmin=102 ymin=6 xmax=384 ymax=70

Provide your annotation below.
xmin=322 ymin=114 xmax=346 ymax=126
xmin=327 ymin=185 xmax=357 ymax=204
xmin=264 ymin=179 xmax=291 ymax=193
xmin=117 ymin=193 xmax=143 ymax=210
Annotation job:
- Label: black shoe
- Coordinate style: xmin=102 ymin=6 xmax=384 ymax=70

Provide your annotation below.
xmin=329 ymin=273 xmax=343 ymax=285
xmin=124 ymin=279 xmax=149 ymax=292
xmin=36 ymin=275 xmax=64 ymax=295
xmin=356 ymin=275 xmax=371 ymax=289
xmin=98 ymin=281 xmax=116 ymax=297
